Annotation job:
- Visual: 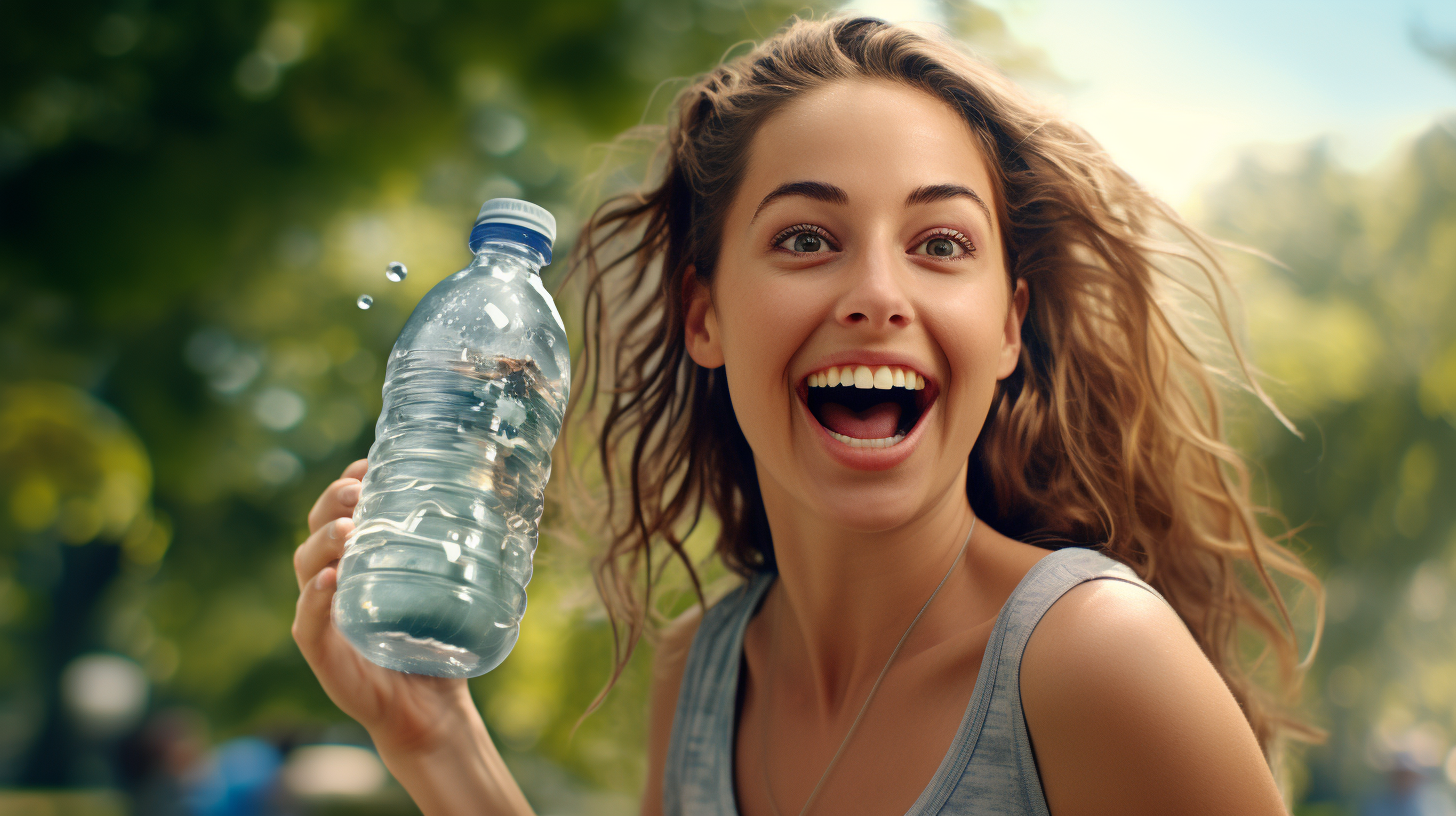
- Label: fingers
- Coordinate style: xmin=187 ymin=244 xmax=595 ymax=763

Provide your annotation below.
xmin=307 ymin=459 xmax=367 ymax=535
xmin=292 ymin=561 xmax=344 ymax=670
xmin=343 ymin=457 xmax=367 ymax=480
xmin=294 ymin=517 xmax=353 ymax=593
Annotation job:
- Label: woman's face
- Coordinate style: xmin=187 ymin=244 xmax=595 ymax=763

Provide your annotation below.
xmin=685 ymin=78 xmax=1027 ymax=532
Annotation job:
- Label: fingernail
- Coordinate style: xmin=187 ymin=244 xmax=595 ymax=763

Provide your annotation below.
xmin=340 ymin=484 xmax=361 ymax=505
xmin=316 ymin=567 xmax=332 ymax=590
xmin=329 ymin=520 xmax=343 ymax=539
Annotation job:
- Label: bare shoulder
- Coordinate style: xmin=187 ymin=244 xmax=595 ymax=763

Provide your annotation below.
xmin=1020 ymin=578 xmax=1288 ymax=816
xmin=641 ymin=602 xmax=705 ymax=816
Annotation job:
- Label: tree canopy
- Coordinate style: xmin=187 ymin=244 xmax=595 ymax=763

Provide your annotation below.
xmin=2 ymin=1 xmax=1453 ymax=812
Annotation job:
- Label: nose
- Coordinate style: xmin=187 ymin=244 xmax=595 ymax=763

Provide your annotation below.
xmin=836 ymin=234 xmax=913 ymax=331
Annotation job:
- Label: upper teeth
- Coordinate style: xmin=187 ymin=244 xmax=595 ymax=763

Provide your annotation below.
xmin=808 ymin=365 xmax=925 ymax=390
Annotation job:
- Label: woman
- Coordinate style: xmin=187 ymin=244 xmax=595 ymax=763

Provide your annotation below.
xmin=291 ymin=14 xmax=1325 ymax=815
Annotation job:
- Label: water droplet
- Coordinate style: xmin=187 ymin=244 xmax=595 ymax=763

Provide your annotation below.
xmin=385 ymin=261 xmax=407 ymax=282
xmin=356 ymin=294 xmax=373 ymax=309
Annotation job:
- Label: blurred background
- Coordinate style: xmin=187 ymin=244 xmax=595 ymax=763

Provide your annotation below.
xmin=1 ymin=0 xmax=1453 ymax=814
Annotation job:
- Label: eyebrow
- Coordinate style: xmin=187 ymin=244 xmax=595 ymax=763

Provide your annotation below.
xmin=905 ymin=183 xmax=993 ymax=228
xmin=749 ymin=180 xmax=994 ymax=231
xmin=750 ymin=181 xmax=848 ymax=222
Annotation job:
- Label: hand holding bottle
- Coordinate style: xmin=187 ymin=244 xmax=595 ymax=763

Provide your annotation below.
xmin=292 ymin=459 xmax=535 ymax=815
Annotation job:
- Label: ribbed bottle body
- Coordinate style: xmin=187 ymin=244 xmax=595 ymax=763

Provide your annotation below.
xmin=332 ymin=241 xmax=569 ymax=677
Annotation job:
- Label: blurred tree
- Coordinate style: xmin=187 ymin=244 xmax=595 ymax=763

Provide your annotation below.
xmin=0 ymin=0 xmax=835 ymax=801
xmin=4 ymin=0 xmax=1452 ymax=812
xmin=1201 ymin=118 xmax=1456 ymax=810
xmin=0 ymin=382 xmax=159 ymax=784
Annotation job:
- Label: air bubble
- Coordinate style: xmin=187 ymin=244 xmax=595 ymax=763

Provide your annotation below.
xmin=386 ymin=261 xmax=408 ymax=282
xmin=356 ymin=294 xmax=373 ymax=309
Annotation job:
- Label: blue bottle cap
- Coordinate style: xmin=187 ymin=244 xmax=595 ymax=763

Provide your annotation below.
xmin=470 ymin=199 xmax=555 ymax=263
xmin=475 ymin=198 xmax=555 ymax=246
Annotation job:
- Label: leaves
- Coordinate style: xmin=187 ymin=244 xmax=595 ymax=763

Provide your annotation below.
xmin=1204 ymin=123 xmax=1456 ymax=803
xmin=0 ymin=0 xmax=832 ymax=797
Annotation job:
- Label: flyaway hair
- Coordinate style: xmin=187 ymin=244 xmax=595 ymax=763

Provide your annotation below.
xmin=547 ymin=12 xmax=1326 ymax=785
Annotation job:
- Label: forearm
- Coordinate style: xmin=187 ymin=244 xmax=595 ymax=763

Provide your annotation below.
xmin=376 ymin=712 xmax=536 ymax=816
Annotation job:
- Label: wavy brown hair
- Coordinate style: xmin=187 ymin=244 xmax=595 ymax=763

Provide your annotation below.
xmin=549 ymin=12 xmax=1326 ymax=781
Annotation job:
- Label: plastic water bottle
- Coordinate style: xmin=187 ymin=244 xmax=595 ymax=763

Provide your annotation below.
xmin=332 ymin=199 xmax=570 ymax=678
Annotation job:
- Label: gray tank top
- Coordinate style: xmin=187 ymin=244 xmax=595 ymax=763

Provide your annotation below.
xmin=662 ymin=545 xmax=1171 ymax=815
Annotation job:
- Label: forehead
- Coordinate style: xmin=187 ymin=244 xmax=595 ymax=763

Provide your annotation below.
xmin=739 ymin=78 xmax=997 ymax=220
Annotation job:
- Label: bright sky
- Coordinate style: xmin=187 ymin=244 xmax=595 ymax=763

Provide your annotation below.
xmin=837 ymin=0 xmax=1456 ymax=206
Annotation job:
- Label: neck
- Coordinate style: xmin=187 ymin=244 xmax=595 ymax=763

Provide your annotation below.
xmin=759 ymin=470 xmax=979 ymax=716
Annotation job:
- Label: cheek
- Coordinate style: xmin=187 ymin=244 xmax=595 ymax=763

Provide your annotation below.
xmin=729 ymin=287 xmax=813 ymax=369
xmin=938 ymin=301 xmax=1012 ymax=401
xmin=940 ymin=288 xmax=1008 ymax=351
xmin=718 ymin=304 xmax=802 ymax=418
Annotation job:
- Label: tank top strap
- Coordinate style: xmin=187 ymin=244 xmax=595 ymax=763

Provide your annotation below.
xmin=907 ymin=545 xmax=1169 ymax=816
xmin=663 ymin=571 xmax=775 ymax=816
xmin=662 ymin=547 xmax=1168 ymax=816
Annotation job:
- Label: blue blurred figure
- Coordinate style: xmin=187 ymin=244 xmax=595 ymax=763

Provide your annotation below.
xmin=183 ymin=737 xmax=284 ymax=816
xmin=1360 ymin=752 xmax=1456 ymax=816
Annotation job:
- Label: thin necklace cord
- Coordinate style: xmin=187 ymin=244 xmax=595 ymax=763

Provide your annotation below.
xmin=759 ymin=515 xmax=979 ymax=816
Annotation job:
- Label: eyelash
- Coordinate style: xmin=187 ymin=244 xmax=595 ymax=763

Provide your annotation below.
xmin=917 ymin=228 xmax=976 ymax=258
xmin=769 ymin=224 xmax=977 ymax=258
xmin=770 ymin=224 xmax=838 ymax=254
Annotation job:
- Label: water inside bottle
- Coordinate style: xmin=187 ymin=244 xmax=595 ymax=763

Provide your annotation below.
xmin=333 ymin=347 xmax=564 ymax=676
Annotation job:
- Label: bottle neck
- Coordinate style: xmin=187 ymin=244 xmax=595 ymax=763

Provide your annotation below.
xmin=468 ymin=223 xmax=552 ymax=267
xmin=473 ymin=239 xmax=548 ymax=273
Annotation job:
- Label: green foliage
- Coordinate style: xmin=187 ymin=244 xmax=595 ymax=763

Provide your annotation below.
xmin=1201 ymin=122 xmax=1456 ymax=803
xmin=2 ymin=0 xmax=1453 ymax=809
xmin=0 ymin=0 xmax=833 ymax=799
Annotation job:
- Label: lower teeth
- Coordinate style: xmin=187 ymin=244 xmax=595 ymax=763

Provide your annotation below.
xmin=826 ymin=429 xmax=907 ymax=448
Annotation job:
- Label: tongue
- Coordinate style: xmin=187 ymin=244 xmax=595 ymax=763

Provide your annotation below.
xmin=817 ymin=400 xmax=903 ymax=439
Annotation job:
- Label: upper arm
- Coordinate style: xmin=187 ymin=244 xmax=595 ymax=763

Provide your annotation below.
xmin=641 ymin=603 xmax=704 ymax=816
xmin=1020 ymin=578 xmax=1288 ymax=816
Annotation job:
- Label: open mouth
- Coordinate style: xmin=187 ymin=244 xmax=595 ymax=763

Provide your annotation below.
xmin=799 ymin=378 xmax=936 ymax=438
